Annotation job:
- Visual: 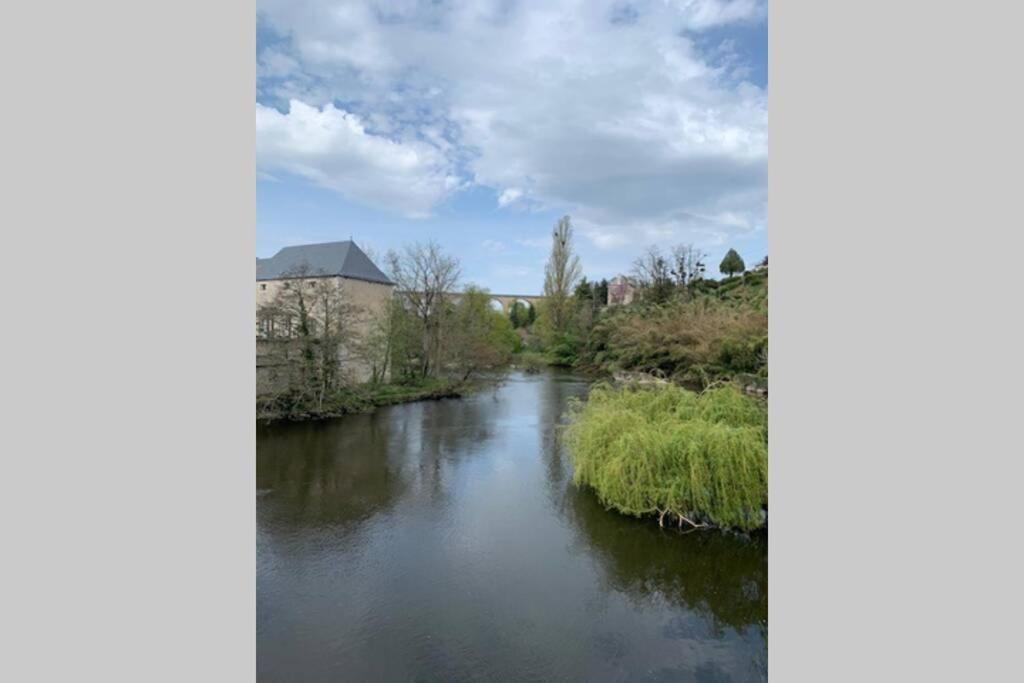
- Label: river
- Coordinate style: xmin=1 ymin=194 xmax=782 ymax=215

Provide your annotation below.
xmin=257 ymin=370 xmax=767 ymax=682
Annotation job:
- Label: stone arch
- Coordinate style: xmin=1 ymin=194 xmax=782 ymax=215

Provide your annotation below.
xmin=513 ymin=298 xmax=535 ymax=312
xmin=489 ymin=298 xmax=506 ymax=313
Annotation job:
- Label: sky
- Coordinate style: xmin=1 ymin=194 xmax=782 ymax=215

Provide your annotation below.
xmin=256 ymin=0 xmax=767 ymax=294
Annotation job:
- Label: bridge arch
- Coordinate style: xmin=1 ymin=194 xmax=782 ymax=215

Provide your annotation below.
xmin=513 ymin=298 xmax=534 ymax=311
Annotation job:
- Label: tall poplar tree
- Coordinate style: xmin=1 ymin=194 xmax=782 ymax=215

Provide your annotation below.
xmin=541 ymin=215 xmax=582 ymax=340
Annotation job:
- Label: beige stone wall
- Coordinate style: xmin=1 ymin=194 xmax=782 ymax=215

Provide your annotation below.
xmin=255 ymin=276 xmax=395 ymax=390
xmin=607 ymin=277 xmax=635 ymax=305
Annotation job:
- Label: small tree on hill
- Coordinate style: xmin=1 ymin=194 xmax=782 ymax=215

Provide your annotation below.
xmin=719 ymin=249 xmax=746 ymax=278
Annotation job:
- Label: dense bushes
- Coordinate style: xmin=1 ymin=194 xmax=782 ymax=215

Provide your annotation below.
xmin=580 ymin=298 xmax=767 ymax=384
xmin=564 ymin=383 xmax=768 ymax=531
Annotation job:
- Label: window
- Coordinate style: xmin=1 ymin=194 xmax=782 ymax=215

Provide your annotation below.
xmin=260 ymin=283 xmax=266 ymax=290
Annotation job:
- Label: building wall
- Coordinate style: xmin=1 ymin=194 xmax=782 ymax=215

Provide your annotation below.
xmin=255 ymin=275 xmax=395 ymax=392
xmin=607 ymin=276 xmax=636 ymax=306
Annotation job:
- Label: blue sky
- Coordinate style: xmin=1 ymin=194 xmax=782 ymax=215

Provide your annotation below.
xmin=257 ymin=1 xmax=767 ymax=294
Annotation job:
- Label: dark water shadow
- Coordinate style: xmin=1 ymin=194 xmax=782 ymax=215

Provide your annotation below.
xmin=565 ymin=483 xmax=767 ymax=638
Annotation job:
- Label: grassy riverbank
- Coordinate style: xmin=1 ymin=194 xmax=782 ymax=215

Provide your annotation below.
xmin=564 ymin=382 xmax=768 ymax=532
xmin=256 ymin=377 xmax=465 ymax=422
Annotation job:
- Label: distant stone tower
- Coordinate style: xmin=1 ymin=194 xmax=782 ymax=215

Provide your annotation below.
xmin=607 ymin=275 xmax=636 ymax=306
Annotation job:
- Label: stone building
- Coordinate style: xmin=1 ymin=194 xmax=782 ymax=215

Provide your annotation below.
xmin=607 ymin=274 xmax=637 ymax=306
xmin=256 ymin=240 xmax=395 ymax=391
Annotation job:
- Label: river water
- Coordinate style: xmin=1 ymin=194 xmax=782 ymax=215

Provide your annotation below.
xmin=257 ymin=370 xmax=767 ymax=682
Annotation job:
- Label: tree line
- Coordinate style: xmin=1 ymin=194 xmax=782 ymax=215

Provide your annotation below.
xmin=256 ymin=216 xmax=766 ymax=418
xmin=517 ymin=216 xmax=767 ymax=384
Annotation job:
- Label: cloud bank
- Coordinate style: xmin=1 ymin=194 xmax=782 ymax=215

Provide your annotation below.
xmin=256 ymin=0 xmax=767 ymax=247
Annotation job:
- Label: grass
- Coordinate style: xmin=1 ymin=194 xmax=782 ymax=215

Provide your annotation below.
xmin=563 ymin=383 xmax=767 ymax=531
xmin=363 ymin=378 xmax=463 ymax=406
xmin=256 ymin=377 xmax=463 ymax=422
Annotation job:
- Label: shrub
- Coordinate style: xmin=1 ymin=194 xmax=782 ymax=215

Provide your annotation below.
xmin=717 ymin=335 xmax=767 ymax=374
xmin=564 ymin=383 xmax=767 ymax=531
xmin=579 ymin=298 xmax=767 ymax=384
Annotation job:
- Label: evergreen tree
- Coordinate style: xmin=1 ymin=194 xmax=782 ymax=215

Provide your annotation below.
xmin=593 ymin=279 xmax=609 ymax=307
xmin=574 ymin=277 xmax=594 ymax=301
xmin=719 ymin=248 xmax=746 ymax=278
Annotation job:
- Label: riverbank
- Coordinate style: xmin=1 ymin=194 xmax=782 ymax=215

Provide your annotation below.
xmin=256 ymin=377 xmax=467 ymax=423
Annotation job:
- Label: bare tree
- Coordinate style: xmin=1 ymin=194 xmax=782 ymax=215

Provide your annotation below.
xmin=670 ymin=244 xmax=708 ymax=287
xmin=542 ymin=215 xmax=582 ymax=337
xmin=628 ymin=243 xmax=708 ymax=305
xmin=632 ymin=246 xmax=674 ymax=304
xmin=385 ymin=241 xmax=461 ymax=379
xmin=256 ymin=264 xmax=363 ymax=412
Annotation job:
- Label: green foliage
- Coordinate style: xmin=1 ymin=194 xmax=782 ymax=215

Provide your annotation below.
xmin=257 ymin=377 xmax=462 ymax=421
xmin=451 ymin=287 xmax=519 ymax=377
xmin=717 ymin=335 xmax=767 ymax=373
xmin=509 ymin=300 xmax=535 ymax=329
xmin=579 ymin=294 xmax=767 ymax=385
xmin=546 ymin=332 xmax=582 ymax=367
xmin=564 ymin=384 xmax=767 ymax=531
xmin=541 ymin=215 xmax=582 ymax=344
xmin=719 ymin=248 xmax=746 ymax=278
xmin=489 ymin=308 xmax=522 ymax=355
xmin=574 ymin=277 xmax=594 ymax=301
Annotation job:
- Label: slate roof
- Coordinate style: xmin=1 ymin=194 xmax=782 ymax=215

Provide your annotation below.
xmin=256 ymin=241 xmax=394 ymax=285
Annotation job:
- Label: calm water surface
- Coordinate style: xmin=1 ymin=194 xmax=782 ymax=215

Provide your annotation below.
xmin=258 ymin=370 xmax=766 ymax=682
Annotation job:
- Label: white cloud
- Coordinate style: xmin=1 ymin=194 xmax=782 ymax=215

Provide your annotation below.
xmin=255 ymin=99 xmax=458 ymax=218
xmin=257 ymin=0 xmax=767 ymax=244
xmin=497 ymin=188 xmax=523 ymax=207
xmin=481 ymin=239 xmax=507 ymax=252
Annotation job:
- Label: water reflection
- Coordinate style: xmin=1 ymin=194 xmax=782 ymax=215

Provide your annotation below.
xmin=256 ymin=391 xmax=501 ymax=531
xmin=257 ymin=371 xmax=767 ymax=682
xmin=566 ymin=485 xmax=767 ymax=636
xmin=257 ymin=411 xmax=409 ymax=530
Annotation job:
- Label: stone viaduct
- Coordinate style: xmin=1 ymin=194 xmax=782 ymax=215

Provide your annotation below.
xmin=397 ymin=291 xmax=545 ymax=314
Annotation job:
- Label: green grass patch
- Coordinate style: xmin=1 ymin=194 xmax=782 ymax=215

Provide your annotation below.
xmin=564 ymin=383 xmax=767 ymax=531
xmin=256 ymin=378 xmax=463 ymax=422
xmin=364 ymin=378 xmax=462 ymax=406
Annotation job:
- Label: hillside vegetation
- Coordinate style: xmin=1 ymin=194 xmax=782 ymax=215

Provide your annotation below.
xmin=578 ymin=270 xmax=767 ymax=387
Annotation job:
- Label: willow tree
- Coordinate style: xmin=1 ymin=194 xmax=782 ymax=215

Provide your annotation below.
xmin=540 ymin=216 xmax=582 ymax=347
